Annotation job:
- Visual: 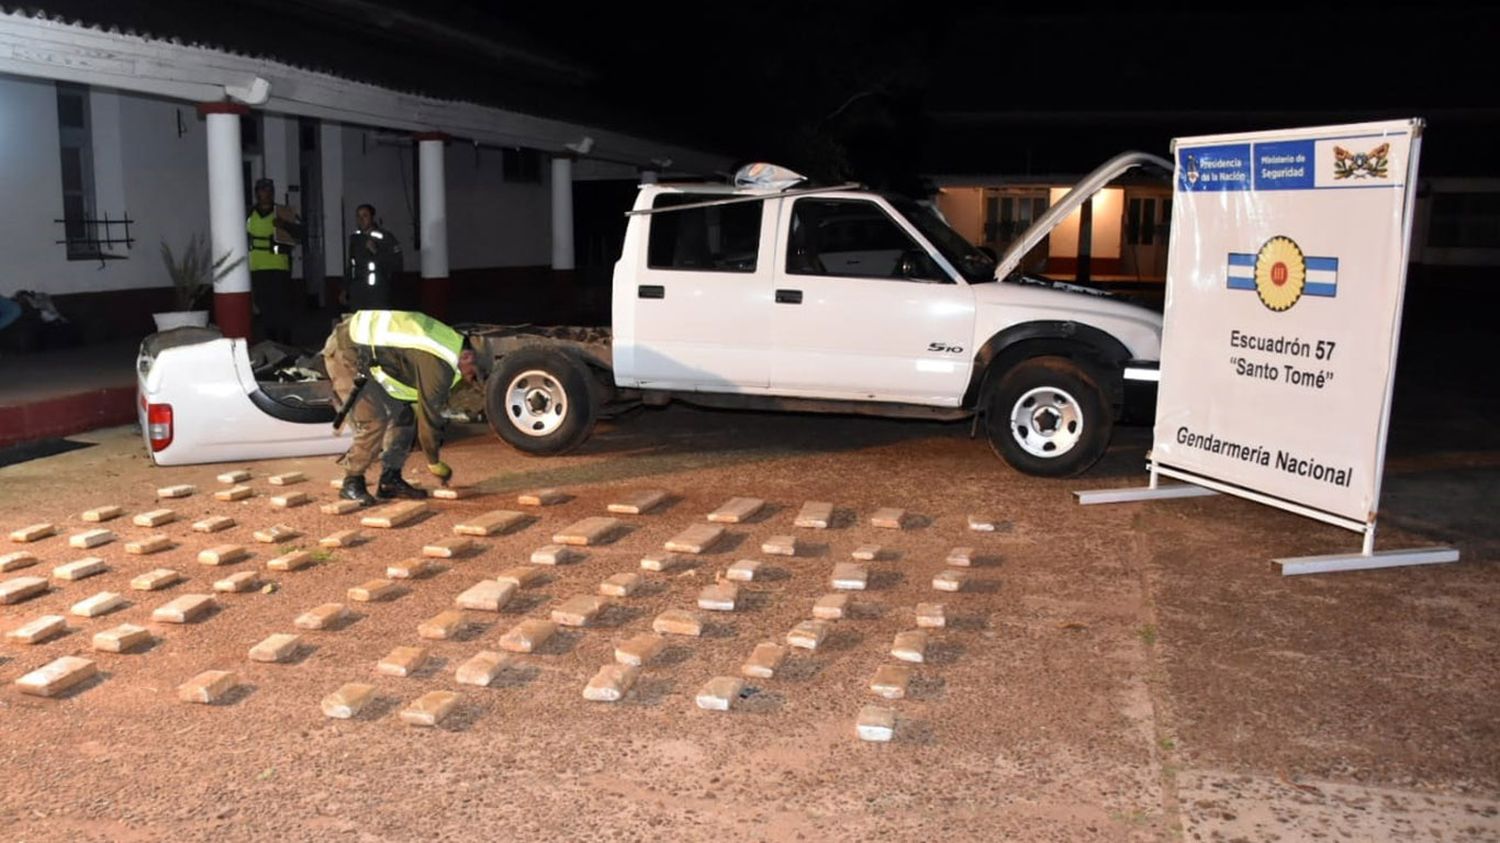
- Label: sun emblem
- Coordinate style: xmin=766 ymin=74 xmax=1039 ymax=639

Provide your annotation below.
xmin=1254 ymin=236 xmax=1307 ymax=312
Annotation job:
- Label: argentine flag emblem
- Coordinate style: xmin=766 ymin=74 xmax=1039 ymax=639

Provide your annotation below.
xmin=1227 ymin=236 xmax=1338 ymax=312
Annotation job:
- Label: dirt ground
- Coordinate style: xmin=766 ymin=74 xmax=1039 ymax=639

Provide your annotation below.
xmin=0 ymin=398 xmax=1496 ymax=842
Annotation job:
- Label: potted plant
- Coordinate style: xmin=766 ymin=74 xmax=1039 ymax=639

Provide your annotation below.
xmin=154 ymin=233 xmax=244 ymax=331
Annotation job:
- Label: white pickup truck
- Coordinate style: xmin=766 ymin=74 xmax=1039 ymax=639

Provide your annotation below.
xmin=478 ymin=152 xmax=1168 ymax=477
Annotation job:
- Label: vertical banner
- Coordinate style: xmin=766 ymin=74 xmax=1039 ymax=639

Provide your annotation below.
xmin=1152 ymin=120 xmax=1422 ymax=526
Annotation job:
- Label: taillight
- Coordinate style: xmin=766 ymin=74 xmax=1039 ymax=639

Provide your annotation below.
xmin=147 ymin=403 xmax=173 ymax=452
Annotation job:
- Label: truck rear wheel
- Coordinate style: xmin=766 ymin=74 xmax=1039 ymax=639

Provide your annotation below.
xmin=983 ymin=356 xmax=1110 ymax=477
xmin=486 ymin=348 xmax=597 ymax=455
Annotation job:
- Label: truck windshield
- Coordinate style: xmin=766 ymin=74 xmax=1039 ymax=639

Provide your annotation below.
xmin=888 ymin=197 xmax=997 ymax=284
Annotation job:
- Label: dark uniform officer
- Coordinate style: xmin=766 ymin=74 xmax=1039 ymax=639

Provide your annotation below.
xmin=343 ymin=204 xmax=402 ymax=311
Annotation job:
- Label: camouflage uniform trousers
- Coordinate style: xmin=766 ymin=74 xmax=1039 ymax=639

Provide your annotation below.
xmin=322 ymin=324 xmax=416 ymax=476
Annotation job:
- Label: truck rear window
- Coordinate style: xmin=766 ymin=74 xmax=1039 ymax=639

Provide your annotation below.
xmin=647 ymin=194 xmax=762 ymax=273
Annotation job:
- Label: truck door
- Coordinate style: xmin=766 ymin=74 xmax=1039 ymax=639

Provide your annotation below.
xmin=769 ymin=196 xmax=975 ymax=405
xmin=613 ymin=193 xmax=776 ymax=390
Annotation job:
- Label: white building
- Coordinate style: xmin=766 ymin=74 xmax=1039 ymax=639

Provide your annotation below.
xmin=0 ymin=10 xmax=730 ymax=343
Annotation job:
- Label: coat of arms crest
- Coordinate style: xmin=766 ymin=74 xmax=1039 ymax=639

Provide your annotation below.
xmin=1332 ymin=143 xmax=1390 ymax=179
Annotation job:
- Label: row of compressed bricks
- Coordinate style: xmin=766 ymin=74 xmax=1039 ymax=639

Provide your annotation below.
xmin=6 ymin=475 xmax=1004 ymax=739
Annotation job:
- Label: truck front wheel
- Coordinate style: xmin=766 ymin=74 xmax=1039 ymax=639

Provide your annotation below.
xmin=486 ymin=348 xmax=597 ymax=455
xmin=983 ymin=356 xmax=1110 ymax=477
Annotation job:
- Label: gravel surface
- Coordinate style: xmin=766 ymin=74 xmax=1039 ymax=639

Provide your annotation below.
xmin=0 ymin=406 xmax=1495 ymax=841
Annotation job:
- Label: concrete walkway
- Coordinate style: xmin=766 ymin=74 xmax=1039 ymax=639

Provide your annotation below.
xmin=0 ymin=339 xmax=140 ymax=447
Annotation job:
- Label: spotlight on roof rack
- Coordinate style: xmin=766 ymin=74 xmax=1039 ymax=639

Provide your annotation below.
xmin=733 ymin=163 xmax=807 ymax=190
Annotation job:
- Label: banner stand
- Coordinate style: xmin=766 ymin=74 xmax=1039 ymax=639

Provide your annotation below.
xmin=1074 ymin=119 xmax=1460 ymax=577
xmin=1270 ymin=545 xmax=1458 ymax=576
xmin=1074 ymin=463 xmax=1217 ymax=506
xmin=1076 ymin=461 xmax=1459 ymax=576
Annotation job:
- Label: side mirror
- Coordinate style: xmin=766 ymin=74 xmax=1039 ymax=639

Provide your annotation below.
xmin=897 ymin=250 xmax=940 ymax=281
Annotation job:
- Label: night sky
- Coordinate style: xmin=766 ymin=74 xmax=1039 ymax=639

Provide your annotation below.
xmin=16 ymin=1 xmax=1500 ymax=183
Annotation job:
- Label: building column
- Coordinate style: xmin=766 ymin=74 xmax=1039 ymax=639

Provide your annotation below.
xmin=639 ymin=168 xmax=658 ymax=185
xmin=416 ymin=132 xmax=450 ymax=318
xmin=198 ymin=102 xmax=252 ymax=338
xmin=551 ymin=155 xmax=575 ymax=271
xmin=1077 ymin=193 xmax=1093 ymax=284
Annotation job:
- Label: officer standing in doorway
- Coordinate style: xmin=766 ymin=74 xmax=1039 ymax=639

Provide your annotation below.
xmin=343 ymin=204 xmax=402 ymax=312
xmin=246 ymin=177 xmax=304 ymax=342
xmin=247 ymin=178 xmax=304 ymax=343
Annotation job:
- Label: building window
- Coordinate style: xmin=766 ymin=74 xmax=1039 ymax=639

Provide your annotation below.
xmin=1428 ymin=192 xmax=1500 ymax=249
xmin=503 ymin=147 xmax=542 ymax=183
xmin=647 ymin=194 xmax=761 ymax=272
xmin=982 ymin=190 xmax=1048 ymax=247
xmin=56 ymin=83 xmax=99 ymax=260
xmin=1126 ymin=196 xmax=1171 ymax=245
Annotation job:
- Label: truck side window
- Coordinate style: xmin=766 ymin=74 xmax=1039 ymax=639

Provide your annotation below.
xmin=787 ymin=199 xmax=945 ymax=281
xmin=647 ymin=194 xmax=762 ymax=272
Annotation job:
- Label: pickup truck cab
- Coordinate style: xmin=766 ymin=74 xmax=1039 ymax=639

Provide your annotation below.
xmin=482 ymin=152 xmax=1168 ymax=476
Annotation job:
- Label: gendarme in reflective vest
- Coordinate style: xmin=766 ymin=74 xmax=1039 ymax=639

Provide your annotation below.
xmin=348 ymin=310 xmax=464 ymax=402
xmin=247 ymin=209 xmax=291 ymax=272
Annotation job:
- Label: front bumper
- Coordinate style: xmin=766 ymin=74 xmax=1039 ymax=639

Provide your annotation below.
xmin=1120 ymin=360 xmax=1159 ymax=425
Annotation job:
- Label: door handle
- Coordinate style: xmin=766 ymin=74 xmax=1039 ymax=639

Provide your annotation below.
xmin=638 ymin=285 xmax=665 ymax=299
xmin=775 ymin=289 xmax=803 ymax=304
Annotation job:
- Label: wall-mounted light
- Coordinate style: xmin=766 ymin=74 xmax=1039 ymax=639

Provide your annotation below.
xmin=225 ymin=76 xmax=271 ymax=106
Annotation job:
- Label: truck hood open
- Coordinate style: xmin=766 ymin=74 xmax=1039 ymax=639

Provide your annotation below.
xmin=992 ymin=150 xmax=1174 ymax=283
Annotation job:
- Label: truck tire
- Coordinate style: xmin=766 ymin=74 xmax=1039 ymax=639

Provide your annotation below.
xmin=983 ymin=355 xmax=1110 ymax=477
xmin=486 ymin=348 xmax=597 ymax=455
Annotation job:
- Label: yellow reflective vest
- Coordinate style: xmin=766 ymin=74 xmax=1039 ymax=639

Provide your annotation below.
xmin=247 ymin=209 xmax=290 ymax=272
xmin=347 ymin=310 xmax=464 ymax=402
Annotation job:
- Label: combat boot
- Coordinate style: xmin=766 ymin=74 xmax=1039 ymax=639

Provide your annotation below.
xmin=339 ymin=475 xmax=376 ymax=507
xmin=376 ymin=468 xmax=427 ymax=500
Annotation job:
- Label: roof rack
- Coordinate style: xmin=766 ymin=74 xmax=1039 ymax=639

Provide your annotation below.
xmin=625 ymin=183 xmax=864 ymax=217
